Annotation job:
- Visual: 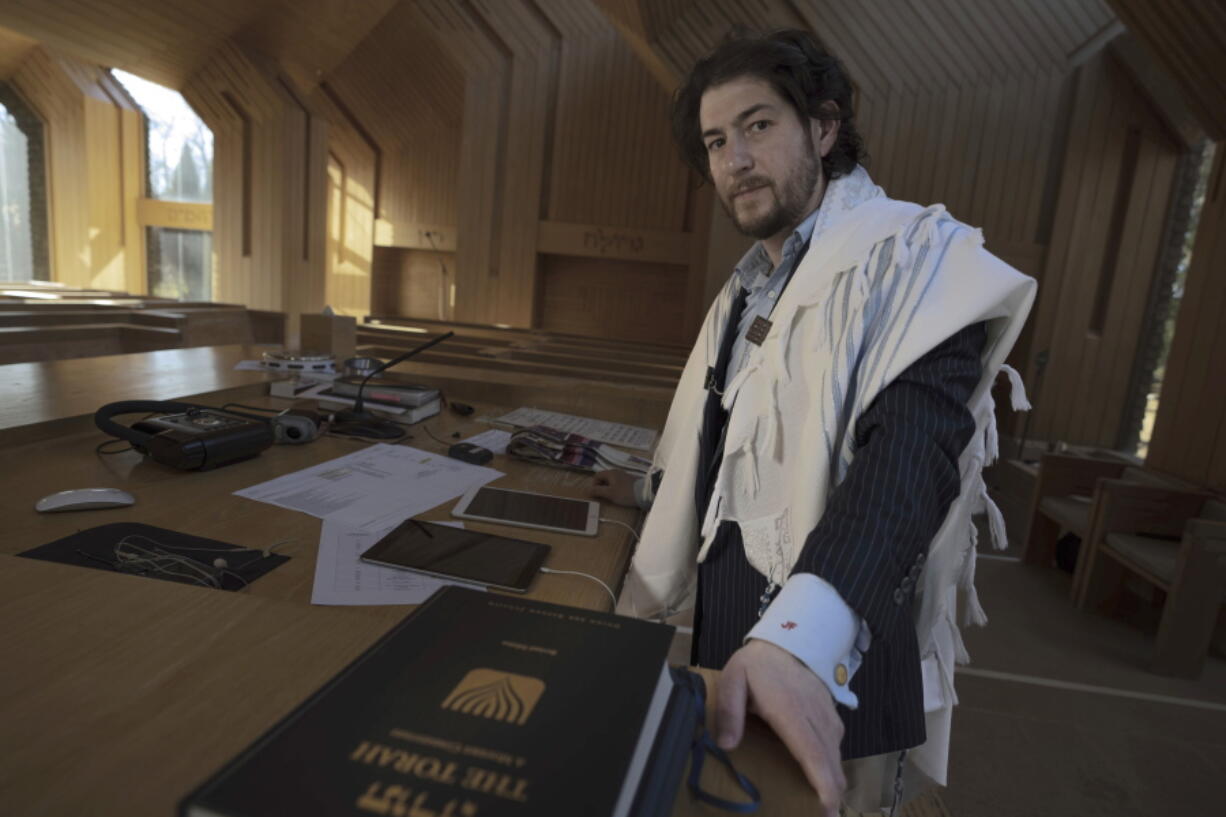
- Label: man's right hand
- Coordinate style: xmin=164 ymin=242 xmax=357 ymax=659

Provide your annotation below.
xmin=590 ymin=469 xmax=638 ymax=507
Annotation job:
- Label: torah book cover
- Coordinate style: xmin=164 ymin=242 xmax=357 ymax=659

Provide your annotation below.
xmin=180 ymin=587 xmax=676 ymax=817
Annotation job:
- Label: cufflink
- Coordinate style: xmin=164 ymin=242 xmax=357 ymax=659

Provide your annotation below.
xmin=835 ymin=663 xmax=849 ymax=686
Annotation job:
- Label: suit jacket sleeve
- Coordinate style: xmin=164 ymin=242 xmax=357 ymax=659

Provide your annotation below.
xmin=789 ymin=320 xmax=987 ymax=640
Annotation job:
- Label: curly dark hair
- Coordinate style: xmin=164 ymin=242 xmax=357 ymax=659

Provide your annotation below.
xmin=671 ymin=28 xmax=866 ymax=183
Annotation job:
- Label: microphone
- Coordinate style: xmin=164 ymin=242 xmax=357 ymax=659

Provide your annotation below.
xmin=332 ymin=331 xmax=454 ymax=436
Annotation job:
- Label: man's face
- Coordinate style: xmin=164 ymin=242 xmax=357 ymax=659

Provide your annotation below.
xmin=699 ymin=76 xmax=826 ymax=242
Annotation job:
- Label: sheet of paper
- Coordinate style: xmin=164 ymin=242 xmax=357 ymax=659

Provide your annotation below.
xmin=311 ymin=519 xmax=483 ymax=605
xmin=232 ymin=360 xmax=267 ymax=371
xmin=493 ymin=407 xmax=657 ymax=452
xmin=234 ymin=443 xmax=503 ymax=530
xmin=461 ymin=428 xmax=511 ymax=455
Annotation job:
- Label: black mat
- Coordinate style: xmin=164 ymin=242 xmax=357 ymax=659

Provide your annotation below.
xmin=18 ymin=522 xmax=289 ymax=592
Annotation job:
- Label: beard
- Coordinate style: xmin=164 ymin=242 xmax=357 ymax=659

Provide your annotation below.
xmin=720 ymin=151 xmax=821 ymax=241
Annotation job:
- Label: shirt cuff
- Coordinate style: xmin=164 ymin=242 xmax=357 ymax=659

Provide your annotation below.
xmin=747 ymin=573 xmax=871 ymax=709
xmin=633 ymin=475 xmax=654 ymax=510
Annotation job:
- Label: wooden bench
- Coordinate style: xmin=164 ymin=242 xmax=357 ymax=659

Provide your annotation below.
xmin=1076 ymin=493 xmax=1226 ymax=677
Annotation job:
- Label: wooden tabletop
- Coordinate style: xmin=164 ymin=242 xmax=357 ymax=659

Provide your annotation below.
xmin=0 ymin=345 xmax=274 ymax=445
xmin=0 ymin=347 xmax=821 ymax=816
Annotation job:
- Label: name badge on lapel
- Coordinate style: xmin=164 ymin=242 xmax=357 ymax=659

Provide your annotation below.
xmin=746 ymin=316 xmax=772 ymax=346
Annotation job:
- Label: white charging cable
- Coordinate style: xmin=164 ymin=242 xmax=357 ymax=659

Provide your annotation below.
xmin=539 ymin=567 xmax=617 ymax=608
xmin=599 ymin=517 xmax=640 ymax=542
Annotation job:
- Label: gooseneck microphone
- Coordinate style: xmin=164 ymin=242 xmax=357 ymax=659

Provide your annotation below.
xmin=331 ymin=331 xmax=454 ymax=438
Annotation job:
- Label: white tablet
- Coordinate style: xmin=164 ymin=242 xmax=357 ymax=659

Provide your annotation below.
xmin=451 ymin=485 xmax=600 ymax=536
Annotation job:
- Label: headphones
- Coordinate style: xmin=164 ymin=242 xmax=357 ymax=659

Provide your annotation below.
xmin=94 ymin=401 xmax=325 ymax=470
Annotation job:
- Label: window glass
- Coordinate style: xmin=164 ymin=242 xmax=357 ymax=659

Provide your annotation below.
xmin=112 ymin=69 xmax=212 ymax=203
xmin=0 ymin=100 xmax=35 ymax=281
xmin=147 ymin=227 xmax=212 ymax=301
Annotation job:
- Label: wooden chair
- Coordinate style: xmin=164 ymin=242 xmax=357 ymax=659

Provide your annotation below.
xmin=1023 ymin=453 xmax=1195 ymax=571
xmin=1075 ymin=492 xmax=1226 ymax=677
xmin=1023 ymin=452 xmax=1132 ymax=568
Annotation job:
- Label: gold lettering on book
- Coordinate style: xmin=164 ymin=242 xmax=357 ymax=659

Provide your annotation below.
xmin=459 ymin=767 xmax=531 ymax=802
xmin=356 ymin=781 xmax=478 ymax=817
xmin=441 ymin=669 xmax=544 ymax=726
xmin=349 ymin=742 xmax=459 ymax=784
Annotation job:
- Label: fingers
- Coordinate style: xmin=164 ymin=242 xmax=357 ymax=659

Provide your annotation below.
xmin=761 ymin=706 xmax=844 ymax=816
xmin=714 ymin=661 xmax=748 ymax=750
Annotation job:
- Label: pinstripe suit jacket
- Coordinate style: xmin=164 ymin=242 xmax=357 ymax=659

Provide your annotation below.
xmin=692 ymin=300 xmax=987 ymax=760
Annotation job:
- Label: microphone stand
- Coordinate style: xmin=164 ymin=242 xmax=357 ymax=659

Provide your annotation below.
xmin=331 ymin=331 xmax=454 ymax=437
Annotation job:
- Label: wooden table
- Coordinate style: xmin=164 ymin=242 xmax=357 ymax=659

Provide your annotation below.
xmin=0 ymin=346 xmax=821 ymax=816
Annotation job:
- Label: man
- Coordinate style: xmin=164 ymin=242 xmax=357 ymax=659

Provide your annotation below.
xmin=592 ymin=29 xmax=1035 ymax=816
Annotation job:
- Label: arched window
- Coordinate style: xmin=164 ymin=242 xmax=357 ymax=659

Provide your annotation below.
xmin=0 ymin=83 xmax=49 ymax=281
xmin=111 ymin=69 xmax=213 ymax=301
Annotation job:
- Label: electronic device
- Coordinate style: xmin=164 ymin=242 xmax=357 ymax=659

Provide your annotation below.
xmin=359 ymin=519 xmax=550 ymax=593
xmin=330 ymin=331 xmax=454 ymax=440
xmin=450 ymin=401 xmax=475 ymax=416
xmin=95 ymin=401 xmax=274 ymax=471
xmin=451 ymin=485 xmax=599 ymax=536
xmin=447 ymin=442 xmax=493 ymax=465
xmin=35 ymin=488 xmax=136 ymax=513
xmin=260 ymin=350 xmax=336 ymax=374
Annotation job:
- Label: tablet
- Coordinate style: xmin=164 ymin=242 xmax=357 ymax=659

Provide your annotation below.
xmin=359 ymin=519 xmax=549 ymax=593
xmin=451 ymin=485 xmax=600 ymax=536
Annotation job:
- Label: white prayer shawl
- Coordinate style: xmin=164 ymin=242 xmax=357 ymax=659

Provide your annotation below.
xmin=617 ymin=193 xmax=1036 ymax=788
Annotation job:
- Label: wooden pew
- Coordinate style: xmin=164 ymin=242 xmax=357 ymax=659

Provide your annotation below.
xmin=0 ymin=300 xmax=285 ymax=362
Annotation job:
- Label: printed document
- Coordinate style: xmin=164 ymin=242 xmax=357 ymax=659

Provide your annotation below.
xmin=311 ymin=519 xmax=483 ymax=605
xmin=494 ymin=407 xmax=657 ymax=451
xmin=234 ymin=443 xmax=502 ymax=530
xmin=460 ymin=428 xmax=512 ymax=455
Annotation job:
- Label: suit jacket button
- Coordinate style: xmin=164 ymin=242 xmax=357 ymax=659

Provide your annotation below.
xmin=916 ymin=553 xmax=927 ymax=566
xmin=894 ymin=588 xmax=905 ymax=605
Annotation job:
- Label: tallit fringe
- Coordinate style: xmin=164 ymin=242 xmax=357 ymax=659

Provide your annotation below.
xmin=960 ymin=495 xmax=989 ymax=628
xmin=1001 ymin=363 xmax=1031 ymax=411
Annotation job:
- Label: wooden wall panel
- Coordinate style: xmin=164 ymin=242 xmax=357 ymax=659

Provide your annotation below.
xmin=0 ymin=1 xmax=393 ymax=92
xmin=1108 ymin=0 xmax=1226 ymax=140
xmin=315 ymin=95 xmax=375 ymax=318
xmin=321 ymin=0 xmax=463 ymax=324
xmin=1020 ymin=52 xmax=1181 ymax=449
xmin=1146 ymin=148 xmax=1226 ymax=493
xmin=539 ymin=0 xmax=689 ymax=231
xmin=538 ymin=255 xmax=691 ymax=345
xmin=10 ymin=48 xmax=143 ymax=292
xmin=183 ymin=43 xmax=326 ymax=332
xmin=0 ymin=25 xmax=36 ymax=79
xmin=370 ymin=246 xmax=456 ymax=322
xmin=858 ymin=69 xmax=1069 ymax=273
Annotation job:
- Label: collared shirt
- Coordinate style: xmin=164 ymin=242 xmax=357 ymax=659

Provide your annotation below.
xmin=723 ymin=207 xmax=819 ymax=391
xmin=723 ymin=165 xmax=883 ymax=391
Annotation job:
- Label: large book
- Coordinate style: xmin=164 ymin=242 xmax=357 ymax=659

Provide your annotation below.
xmin=180 ymin=587 xmax=699 ymax=817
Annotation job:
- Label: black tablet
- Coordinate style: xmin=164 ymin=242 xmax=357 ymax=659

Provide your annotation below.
xmin=359 ymin=519 xmax=550 ymax=593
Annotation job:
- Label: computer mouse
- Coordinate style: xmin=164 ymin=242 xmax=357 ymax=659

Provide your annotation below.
xmin=35 ymin=488 xmax=136 ymax=513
